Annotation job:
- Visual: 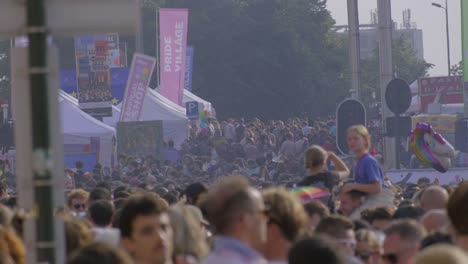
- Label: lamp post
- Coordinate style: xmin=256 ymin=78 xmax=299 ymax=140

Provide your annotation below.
xmin=432 ymin=1 xmax=451 ymax=76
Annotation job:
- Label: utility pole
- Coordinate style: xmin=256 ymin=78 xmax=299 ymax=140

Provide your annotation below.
xmin=377 ymin=0 xmax=396 ymax=169
xmin=347 ymin=0 xmax=361 ymax=99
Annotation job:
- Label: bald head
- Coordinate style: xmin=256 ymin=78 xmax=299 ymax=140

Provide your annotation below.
xmin=420 ymin=209 xmax=450 ymax=233
xmin=420 ymin=186 xmax=448 ymax=212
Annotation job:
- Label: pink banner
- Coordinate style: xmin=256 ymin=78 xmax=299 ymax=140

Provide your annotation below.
xmin=120 ymin=53 xmax=156 ymax=122
xmin=159 ymin=8 xmax=189 ymax=106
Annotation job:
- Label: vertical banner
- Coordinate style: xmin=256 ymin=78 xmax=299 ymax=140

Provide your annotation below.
xmin=159 ymin=8 xmax=189 ymax=106
xmin=107 ymin=33 xmax=121 ymax=68
xmin=120 ymin=53 xmax=157 ymax=122
xmin=184 ymin=46 xmax=194 ymax=91
xmin=74 ymin=35 xmax=112 ymax=118
xmin=462 ymin=0 xmax=468 ymax=117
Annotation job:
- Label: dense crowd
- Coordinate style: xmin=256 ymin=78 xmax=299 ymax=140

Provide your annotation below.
xmin=0 ymin=120 xmax=467 ymax=264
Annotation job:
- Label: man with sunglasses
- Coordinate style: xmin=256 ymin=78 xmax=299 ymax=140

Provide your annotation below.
xmin=382 ymin=220 xmax=426 ymax=264
xmin=261 ymin=188 xmax=308 ymax=264
xmin=202 ymin=176 xmax=268 ymax=264
xmin=67 ymin=189 xmax=89 ymax=217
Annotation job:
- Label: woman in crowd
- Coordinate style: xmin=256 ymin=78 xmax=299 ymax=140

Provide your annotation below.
xmin=355 ymin=229 xmax=382 ymax=264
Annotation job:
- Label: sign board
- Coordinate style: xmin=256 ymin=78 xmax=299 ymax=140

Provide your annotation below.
xmin=418 ymin=76 xmax=463 ymax=112
xmin=185 ymin=101 xmax=199 ymax=120
xmin=117 ymin=121 xmax=164 ymax=159
xmin=0 ymin=0 xmax=139 ymax=37
xmin=385 ymin=78 xmax=412 ymax=115
xmin=184 ymin=46 xmax=194 ymax=91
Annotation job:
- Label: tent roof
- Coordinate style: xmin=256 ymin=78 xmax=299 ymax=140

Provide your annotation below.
xmin=141 ymin=89 xmax=187 ymax=121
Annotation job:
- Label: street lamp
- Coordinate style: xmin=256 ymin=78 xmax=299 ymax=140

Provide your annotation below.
xmin=432 ymin=1 xmax=451 ymax=76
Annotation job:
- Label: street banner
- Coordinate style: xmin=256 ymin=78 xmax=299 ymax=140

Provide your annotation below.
xmin=120 ymin=53 xmax=156 ymax=122
xmin=117 ymin=121 xmax=164 ymax=159
xmin=418 ymin=76 xmax=463 ymax=112
xmin=184 ymin=46 xmax=194 ymax=91
xmin=462 ymin=0 xmax=468 ymax=117
xmin=74 ymin=35 xmax=113 ymax=118
xmin=159 ymin=8 xmax=189 ymax=105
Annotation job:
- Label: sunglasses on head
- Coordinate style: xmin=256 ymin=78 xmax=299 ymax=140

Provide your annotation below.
xmin=382 ymin=253 xmax=398 ymax=264
xmin=73 ymin=204 xmax=86 ymax=210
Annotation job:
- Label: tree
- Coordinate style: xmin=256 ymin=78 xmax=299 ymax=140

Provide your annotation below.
xmin=450 ymin=61 xmax=462 ymax=76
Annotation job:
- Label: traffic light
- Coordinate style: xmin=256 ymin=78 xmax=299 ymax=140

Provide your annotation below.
xmin=336 ymin=99 xmax=366 ymax=155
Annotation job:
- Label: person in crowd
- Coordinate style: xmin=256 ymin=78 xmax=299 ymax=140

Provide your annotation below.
xmin=279 ymin=133 xmax=296 ymax=161
xmin=420 ymin=232 xmax=453 ymax=249
xmin=414 ymin=245 xmax=468 ymax=264
xmin=244 ymin=138 xmax=259 ymax=161
xmin=74 ymin=160 xmax=86 ymax=189
xmin=361 ymin=206 xmax=395 ymax=232
xmin=298 ymin=145 xmax=350 ymax=192
xmin=119 ymin=194 xmax=174 ymax=264
xmin=169 ymin=205 xmax=209 ymax=264
xmin=224 ymin=119 xmax=237 ymax=142
xmin=67 ymin=189 xmax=89 ymax=217
xmin=446 ymin=181 xmax=468 ymax=252
xmin=355 ymin=229 xmax=382 ymax=264
xmin=419 ymin=186 xmax=448 ymax=212
xmin=0 ymin=225 xmax=25 ymax=264
xmin=339 ymin=190 xmax=367 ymax=220
xmin=88 ymin=200 xmax=120 ymax=247
xmin=201 ymin=176 xmax=268 ymax=264
xmin=165 ymin=140 xmax=180 ymax=165
xmin=392 ymin=206 xmax=424 ymax=221
xmin=261 ymin=188 xmax=308 ymax=264
xmin=382 ymin=220 xmax=426 ymax=264
xmin=288 ymin=236 xmax=345 ymax=264
xmin=88 ymin=187 xmax=112 ymax=204
xmin=341 ymin=125 xmax=394 ymax=213
xmin=420 ymin=209 xmax=450 ymax=233
xmin=63 ymin=215 xmax=93 ymax=258
xmin=303 ymin=200 xmax=330 ymax=234
xmin=67 ymin=242 xmax=133 ymax=264
xmin=184 ymin=182 xmax=208 ymax=206
xmin=315 ymin=215 xmax=360 ymax=263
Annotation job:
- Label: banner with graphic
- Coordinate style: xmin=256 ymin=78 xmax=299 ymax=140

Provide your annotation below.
xmin=184 ymin=46 xmax=194 ymax=91
xmin=462 ymin=0 xmax=468 ymax=117
xmin=120 ymin=53 xmax=156 ymax=122
xmin=117 ymin=121 xmax=164 ymax=159
xmin=159 ymin=8 xmax=189 ymax=105
xmin=107 ymin=33 xmax=121 ymax=68
xmin=74 ymin=35 xmax=112 ymax=117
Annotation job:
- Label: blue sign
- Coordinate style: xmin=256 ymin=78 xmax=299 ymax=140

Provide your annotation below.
xmin=185 ymin=101 xmax=199 ymax=120
xmin=184 ymin=46 xmax=194 ymax=91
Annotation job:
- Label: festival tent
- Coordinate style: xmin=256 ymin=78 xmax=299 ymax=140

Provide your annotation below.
xmin=103 ymin=88 xmax=189 ymax=148
xmin=59 ymin=90 xmax=115 ymax=168
xmin=182 ymin=90 xmax=216 ymax=117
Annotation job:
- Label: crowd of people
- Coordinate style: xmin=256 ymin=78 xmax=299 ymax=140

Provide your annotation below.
xmin=0 ymin=119 xmax=467 ymax=264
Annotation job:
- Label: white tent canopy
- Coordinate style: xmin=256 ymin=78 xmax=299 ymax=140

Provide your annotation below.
xmin=103 ymin=88 xmax=188 ymax=148
xmin=59 ymin=90 xmax=115 ymax=167
xmin=182 ymin=90 xmax=215 ymax=117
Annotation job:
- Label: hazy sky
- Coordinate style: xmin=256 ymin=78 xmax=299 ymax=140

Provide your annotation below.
xmin=326 ymin=0 xmax=461 ymax=76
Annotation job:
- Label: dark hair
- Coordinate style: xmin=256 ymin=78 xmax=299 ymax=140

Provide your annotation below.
xmin=89 ymin=188 xmax=111 ymax=203
xmin=353 ymin=219 xmax=371 ymax=232
xmin=184 ymin=182 xmax=208 ymax=205
xmin=118 ymin=194 xmax=166 ymax=238
xmin=315 ymin=215 xmax=354 ymax=239
xmin=303 ymin=201 xmax=330 ymax=218
xmin=76 ymin=161 xmax=83 ymax=169
xmin=361 ymin=207 xmax=395 ymax=223
xmin=447 ymin=182 xmax=468 ymax=235
xmin=114 ymin=191 xmax=130 ymax=200
xmin=67 ymin=242 xmax=133 ymax=264
xmin=392 ymin=206 xmax=424 ymax=220
xmin=89 ymin=200 xmax=114 ymax=227
xmin=384 ymin=220 xmax=427 ymax=244
xmin=162 ymin=192 xmax=178 ymax=205
xmin=421 ymin=232 xmax=453 ymax=249
xmin=96 ymin=182 xmax=111 ymax=193
xmin=345 ymin=190 xmax=367 ymax=201
xmin=288 ymin=236 xmax=345 ymax=264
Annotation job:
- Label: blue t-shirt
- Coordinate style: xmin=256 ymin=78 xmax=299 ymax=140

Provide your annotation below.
xmin=354 ymin=154 xmax=387 ymax=188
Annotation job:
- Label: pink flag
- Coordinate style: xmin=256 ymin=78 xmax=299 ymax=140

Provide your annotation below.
xmin=159 ymin=8 xmax=189 ymax=106
xmin=120 ymin=53 xmax=156 ymax=122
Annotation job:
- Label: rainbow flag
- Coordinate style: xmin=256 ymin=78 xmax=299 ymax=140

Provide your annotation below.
xmin=291 ymin=186 xmax=330 ymax=203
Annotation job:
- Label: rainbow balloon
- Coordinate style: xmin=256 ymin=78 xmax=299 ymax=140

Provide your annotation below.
xmin=290 ymin=186 xmax=330 ymax=203
xmin=409 ymin=123 xmax=456 ymax=173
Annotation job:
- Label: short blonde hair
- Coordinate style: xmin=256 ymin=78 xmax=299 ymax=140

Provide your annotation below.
xmin=304 ymin=145 xmax=327 ymax=169
xmin=67 ymin=189 xmax=89 ymax=208
xmin=347 ymin=125 xmax=371 ymax=150
xmin=355 ymin=229 xmax=380 ymax=250
xmin=415 ymin=245 xmax=468 ymax=264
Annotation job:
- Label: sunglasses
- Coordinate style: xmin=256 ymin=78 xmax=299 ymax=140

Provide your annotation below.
xmin=336 ymin=238 xmax=357 ymax=250
xmin=356 ymin=251 xmax=373 ymax=261
xmin=73 ymin=204 xmax=86 ymax=210
xmin=382 ymin=253 xmax=398 ymax=264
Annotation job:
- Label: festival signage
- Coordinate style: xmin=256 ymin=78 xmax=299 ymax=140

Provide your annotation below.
xmin=107 ymin=33 xmax=121 ymax=68
xmin=159 ymin=8 xmax=189 ymax=106
xmin=418 ymin=76 xmax=463 ymax=113
xmin=117 ymin=121 xmax=164 ymax=159
xmin=119 ymin=53 xmax=156 ymax=122
xmin=74 ymin=35 xmax=113 ymax=118
xmin=184 ymin=46 xmax=194 ymax=91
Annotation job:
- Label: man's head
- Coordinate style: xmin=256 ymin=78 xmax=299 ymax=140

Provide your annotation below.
xmin=383 ymin=220 xmax=427 ymax=264
xmin=339 ymin=191 xmax=366 ymax=217
xmin=288 ymin=236 xmax=345 ymax=264
xmin=67 ymin=189 xmax=89 ymax=215
xmin=202 ymin=176 xmax=267 ymax=251
xmin=420 ymin=209 xmax=450 ymax=233
xmin=119 ymin=194 xmax=173 ymax=264
xmin=303 ymin=201 xmax=330 ymax=234
xmin=67 ymin=242 xmax=133 ymax=264
xmin=88 ymin=200 xmax=114 ymax=228
xmin=315 ymin=215 xmax=356 ymax=257
xmin=89 ymin=187 xmax=112 ymax=204
xmin=447 ymin=181 xmax=468 ymax=236
xmin=261 ymin=188 xmax=308 ymax=257
xmin=184 ymin=182 xmax=207 ymax=206
xmin=420 ymin=186 xmax=448 ymax=212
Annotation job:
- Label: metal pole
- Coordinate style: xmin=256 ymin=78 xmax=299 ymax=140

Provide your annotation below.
xmin=378 ymin=0 xmax=396 ymax=169
xmin=347 ymin=0 xmax=361 ymax=99
xmin=26 ymin=0 xmax=56 ymax=262
xmin=445 ymin=0 xmax=451 ymax=76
